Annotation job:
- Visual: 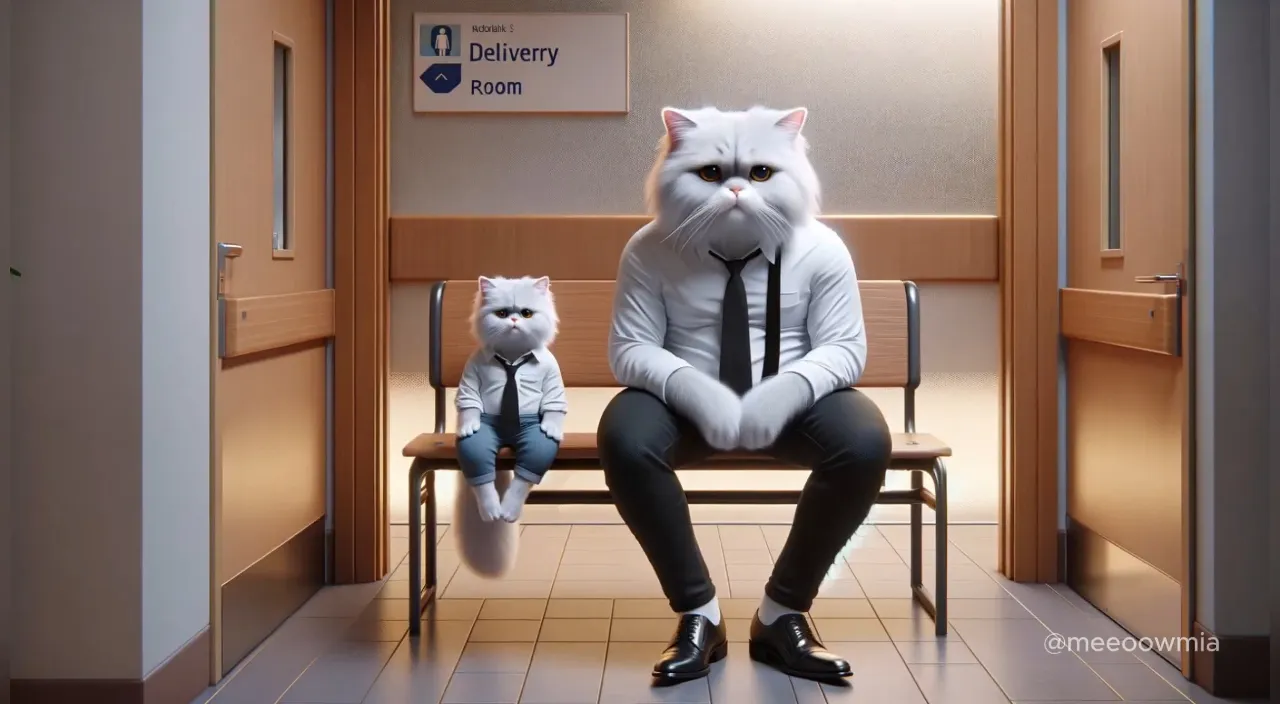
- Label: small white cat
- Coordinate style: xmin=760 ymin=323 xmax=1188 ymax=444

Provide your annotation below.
xmin=453 ymin=275 xmax=566 ymax=577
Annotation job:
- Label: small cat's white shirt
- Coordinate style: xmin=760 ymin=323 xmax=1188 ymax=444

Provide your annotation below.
xmin=456 ymin=347 xmax=568 ymax=417
xmin=608 ymin=217 xmax=867 ymax=405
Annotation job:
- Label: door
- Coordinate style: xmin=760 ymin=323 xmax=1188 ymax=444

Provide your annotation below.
xmin=212 ymin=0 xmax=330 ymax=677
xmin=1062 ymin=0 xmax=1192 ymax=668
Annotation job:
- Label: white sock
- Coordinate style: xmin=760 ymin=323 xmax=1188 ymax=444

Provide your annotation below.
xmin=471 ymin=482 xmax=503 ymax=522
xmin=682 ymin=596 xmax=722 ymax=626
xmin=499 ymin=477 xmax=534 ymax=522
xmin=757 ymin=594 xmax=801 ymax=625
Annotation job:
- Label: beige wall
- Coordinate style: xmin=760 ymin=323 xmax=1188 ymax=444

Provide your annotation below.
xmin=387 ymin=0 xmax=1002 ymax=524
xmin=10 ymin=0 xmax=211 ymax=681
xmin=1193 ymin=0 xmax=1272 ymax=638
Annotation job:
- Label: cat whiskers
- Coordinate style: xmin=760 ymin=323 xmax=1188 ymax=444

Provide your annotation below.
xmin=662 ymin=202 xmax=716 ymax=253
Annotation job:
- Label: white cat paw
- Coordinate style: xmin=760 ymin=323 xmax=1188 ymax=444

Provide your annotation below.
xmin=739 ymin=373 xmax=815 ymax=450
xmin=457 ymin=418 xmax=482 ymax=438
xmin=539 ymin=421 xmax=563 ymax=442
xmin=698 ymin=414 xmax=741 ymax=451
xmin=472 ymin=483 xmax=504 ymax=522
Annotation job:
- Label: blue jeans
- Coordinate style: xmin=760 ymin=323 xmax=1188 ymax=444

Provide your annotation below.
xmin=457 ymin=413 xmax=560 ymax=486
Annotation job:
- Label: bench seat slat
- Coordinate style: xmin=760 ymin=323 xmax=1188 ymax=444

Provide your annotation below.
xmin=403 ymin=431 xmax=950 ymax=463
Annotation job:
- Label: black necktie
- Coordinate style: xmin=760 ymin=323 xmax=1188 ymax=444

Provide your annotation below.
xmin=712 ymin=249 xmax=762 ymax=396
xmin=497 ymin=355 xmax=530 ymax=438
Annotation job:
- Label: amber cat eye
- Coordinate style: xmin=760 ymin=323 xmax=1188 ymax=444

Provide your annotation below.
xmin=520 ymin=309 xmax=534 ymax=318
xmin=493 ymin=309 xmax=509 ymax=318
xmin=749 ymin=165 xmax=774 ymax=182
xmin=696 ymin=165 xmax=722 ymax=182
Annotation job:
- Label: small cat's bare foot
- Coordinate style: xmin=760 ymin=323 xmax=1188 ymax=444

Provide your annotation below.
xmin=472 ymin=482 xmax=503 ymax=522
xmin=500 ymin=478 xmax=535 ymax=522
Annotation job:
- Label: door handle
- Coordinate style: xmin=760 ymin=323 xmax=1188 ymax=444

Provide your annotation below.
xmin=216 ymin=242 xmax=243 ymax=297
xmin=216 ymin=242 xmax=243 ymax=358
xmin=1134 ymin=274 xmax=1180 ymax=284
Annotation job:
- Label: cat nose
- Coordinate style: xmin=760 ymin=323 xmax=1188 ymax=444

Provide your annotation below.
xmin=728 ymin=185 xmax=743 ymax=194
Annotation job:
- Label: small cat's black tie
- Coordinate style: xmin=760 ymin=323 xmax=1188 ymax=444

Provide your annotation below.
xmin=711 ymin=249 xmax=763 ymax=396
xmin=498 ymin=354 xmax=531 ymax=438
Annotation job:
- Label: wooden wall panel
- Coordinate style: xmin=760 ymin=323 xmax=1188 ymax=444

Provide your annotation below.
xmin=1060 ymin=288 xmax=1179 ymax=356
xmin=388 ymin=215 xmax=998 ymax=282
xmin=221 ymin=290 xmax=335 ymax=359
xmin=334 ymin=0 xmax=389 ymax=584
xmin=998 ymin=0 xmax=1060 ymax=583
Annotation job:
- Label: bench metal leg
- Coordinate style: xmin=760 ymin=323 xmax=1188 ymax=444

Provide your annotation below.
xmin=407 ymin=460 xmax=437 ymax=636
xmin=907 ymin=459 xmax=949 ymax=636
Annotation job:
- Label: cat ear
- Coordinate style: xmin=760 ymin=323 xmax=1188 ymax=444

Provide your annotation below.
xmin=478 ymin=276 xmax=496 ymax=292
xmin=661 ymin=107 xmax=697 ymax=148
xmin=532 ymin=276 xmax=551 ymax=293
xmin=775 ymin=108 xmax=808 ymax=137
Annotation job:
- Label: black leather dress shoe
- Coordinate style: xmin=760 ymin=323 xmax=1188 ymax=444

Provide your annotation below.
xmin=748 ymin=613 xmax=852 ymax=682
xmin=651 ymin=614 xmax=728 ymax=685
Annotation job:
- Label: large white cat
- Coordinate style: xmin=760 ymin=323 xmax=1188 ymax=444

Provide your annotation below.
xmin=625 ymin=105 xmax=828 ymax=451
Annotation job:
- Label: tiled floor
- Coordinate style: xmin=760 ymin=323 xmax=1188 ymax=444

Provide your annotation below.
xmin=193 ymin=523 xmax=1259 ymax=704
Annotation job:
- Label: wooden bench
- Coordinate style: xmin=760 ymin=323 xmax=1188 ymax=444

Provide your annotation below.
xmin=403 ymin=280 xmax=951 ymax=636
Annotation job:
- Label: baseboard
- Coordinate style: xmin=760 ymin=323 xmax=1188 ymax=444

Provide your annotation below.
xmin=1190 ymin=621 xmax=1270 ymax=699
xmin=11 ymin=627 xmax=210 ymax=704
xmin=220 ymin=516 xmax=325 ymax=675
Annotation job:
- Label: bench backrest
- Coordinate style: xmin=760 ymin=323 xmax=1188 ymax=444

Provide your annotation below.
xmin=429 ymin=280 xmax=920 ymax=391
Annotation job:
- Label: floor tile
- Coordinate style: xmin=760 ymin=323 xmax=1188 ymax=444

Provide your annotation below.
xmin=816 ymin=579 xmax=867 ymax=598
xmin=724 ymin=618 xmax=754 ymax=642
xmin=279 ymin=639 xmax=399 ymax=703
xmin=375 ymin=580 xmax=411 ymax=600
xmin=518 ymin=641 xmax=607 ymax=703
xmin=723 ymin=549 xmax=775 ymax=565
xmin=559 ymin=549 xmax=650 ymax=565
xmin=467 ymin=619 xmax=542 ymax=642
xmin=818 ymin=641 xmax=928 ymax=703
xmin=908 ymin=663 xmax=1012 ymax=704
xmin=294 ymin=583 xmax=383 ymax=618
xmin=551 ymin=579 xmax=665 ymax=599
xmin=813 ymin=618 xmax=890 ymax=642
xmin=950 ymin=618 xmax=1120 ymax=701
xmin=610 ymin=618 xmax=676 ymax=642
xmin=938 ymin=580 xmax=1013 ymax=599
xmin=1088 ymin=662 xmax=1187 ymax=700
xmin=440 ymin=672 xmax=525 ymax=704
xmin=429 ymin=599 xmax=485 ymax=621
xmin=707 ymin=643 xmax=799 ymax=703
xmin=445 ymin=579 xmax=554 ymax=599
xmin=882 ymin=617 xmax=950 ymax=642
xmin=846 ymin=547 xmax=907 ymax=565
xmin=809 ymin=599 xmax=877 ymax=618
xmin=727 ymin=563 xmax=774 ymax=581
xmin=870 ymin=598 xmax=931 ymax=619
xmin=556 ymin=562 xmax=665 ymax=581
xmin=454 ymin=642 xmax=536 ymax=673
xmin=856 ymin=579 xmax=914 ymax=599
xmin=719 ymin=525 xmax=768 ymax=550
xmin=944 ymin=599 xmax=1033 ymax=619
xmin=600 ymin=641 xmax=712 ymax=702
xmin=205 ymin=616 xmax=355 ymax=704
xmin=895 ymin=640 xmax=979 ymax=664
xmin=612 ymin=599 xmax=676 ymax=619
xmin=538 ymin=617 xmax=611 ymax=642
xmin=344 ymin=617 xmax=409 ymax=642
xmin=361 ymin=620 xmax=474 ymax=704
xmin=720 ymin=598 xmax=762 ymax=619
xmin=478 ymin=598 xmax=548 ymax=620
xmin=545 ymin=598 xmax=614 ymax=619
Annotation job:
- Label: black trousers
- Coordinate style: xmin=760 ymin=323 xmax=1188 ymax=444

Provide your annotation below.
xmin=598 ymin=387 xmax=892 ymax=613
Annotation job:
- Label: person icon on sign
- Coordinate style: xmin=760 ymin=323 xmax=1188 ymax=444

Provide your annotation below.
xmin=432 ymin=26 xmax=452 ymax=56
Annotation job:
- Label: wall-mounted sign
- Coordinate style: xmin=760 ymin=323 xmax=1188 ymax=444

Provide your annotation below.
xmin=412 ymin=12 xmax=629 ymax=114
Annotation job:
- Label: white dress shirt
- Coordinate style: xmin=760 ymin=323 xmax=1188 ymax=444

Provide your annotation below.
xmin=608 ymin=218 xmax=867 ymax=402
xmin=456 ymin=347 xmax=569 ymax=416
